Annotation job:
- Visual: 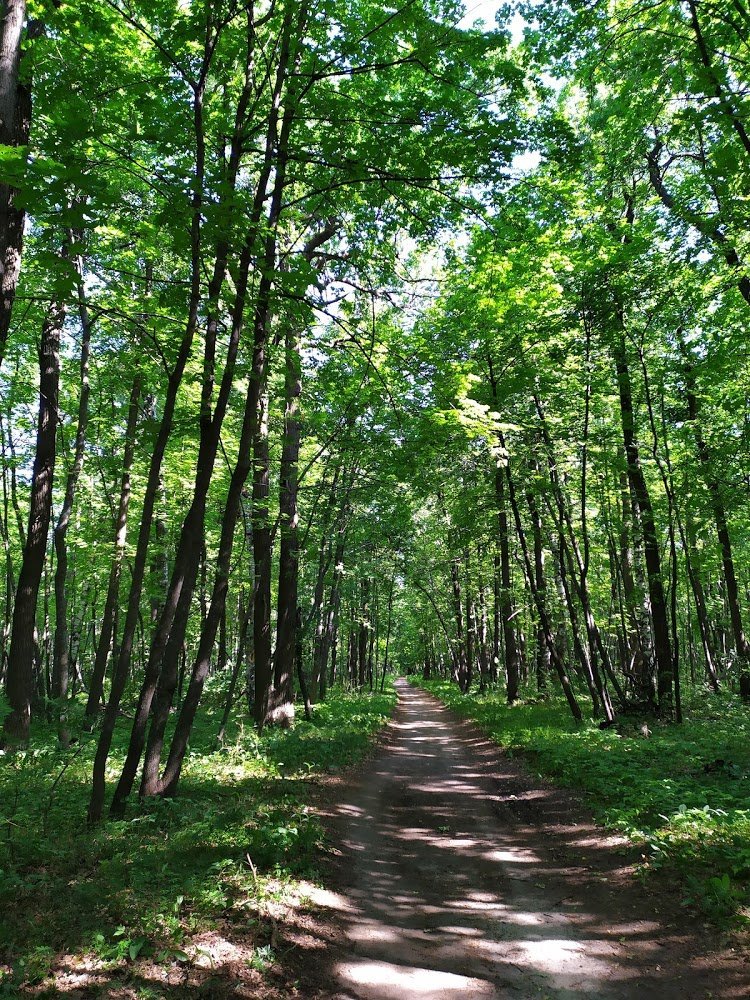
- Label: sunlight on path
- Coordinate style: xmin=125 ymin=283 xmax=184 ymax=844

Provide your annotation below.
xmin=324 ymin=680 xmax=738 ymax=1000
xmin=336 ymin=960 xmax=496 ymax=998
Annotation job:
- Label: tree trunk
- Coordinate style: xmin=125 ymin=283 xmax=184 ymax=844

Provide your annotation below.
xmin=683 ymin=347 xmax=749 ymax=669
xmin=358 ymin=580 xmax=369 ymax=689
xmin=612 ymin=328 xmax=673 ymax=713
xmin=158 ymin=353 xmax=261 ymax=795
xmin=88 ymin=70 xmax=210 ymax=823
xmin=273 ymin=321 xmax=302 ymax=709
xmin=449 ymin=556 xmax=468 ymax=690
xmin=129 ymin=243 xmax=253 ymax=804
xmin=52 ymin=257 xmax=92 ymax=742
xmin=500 ymin=434 xmax=583 ymax=722
xmin=218 ymin=593 xmax=249 ymax=745
xmin=2 ymin=297 xmax=63 ymax=741
xmin=526 ymin=483 xmax=550 ymax=691
xmin=487 ymin=360 xmax=522 ymax=702
xmin=0 ymin=0 xmax=32 ymax=362
xmin=85 ymin=377 xmax=141 ymax=718
xmin=253 ymin=379 xmax=273 ymax=729
xmin=495 ymin=467 xmax=521 ymax=702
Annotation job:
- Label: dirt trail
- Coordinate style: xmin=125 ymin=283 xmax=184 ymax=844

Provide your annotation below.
xmin=297 ymin=680 xmax=748 ymax=999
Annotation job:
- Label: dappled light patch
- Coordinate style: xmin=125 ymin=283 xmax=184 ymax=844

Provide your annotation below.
xmin=336 ymin=958 xmax=497 ymax=996
xmin=420 ymin=677 xmax=750 ymax=925
xmin=0 ymin=685 xmax=396 ymax=996
xmin=310 ymin=681 xmax=748 ymax=999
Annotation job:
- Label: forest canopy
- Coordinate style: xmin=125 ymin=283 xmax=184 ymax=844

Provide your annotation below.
xmin=1 ymin=0 xmax=750 ymax=813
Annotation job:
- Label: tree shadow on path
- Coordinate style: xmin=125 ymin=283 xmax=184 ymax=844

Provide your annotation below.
xmin=305 ymin=680 xmax=749 ymax=1000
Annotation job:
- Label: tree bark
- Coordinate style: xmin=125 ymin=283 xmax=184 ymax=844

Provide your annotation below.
xmin=2 ymin=296 xmax=63 ymax=741
xmin=88 ymin=71 xmax=209 ymax=822
xmin=487 ymin=359 xmax=521 ymax=702
xmin=0 ymin=0 xmax=32 ymax=361
xmin=273 ymin=321 xmax=302 ymax=709
xmin=131 ymin=243 xmax=253 ymax=803
xmin=612 ymin=325 xmax=673 ymax=713
xmin=52 ymin=255 xmax=92 ymax=741
xmin=84 ymin=377 xmax=141 ymax=719
xmin=683 ymin=345 xmax=749 ymax=668
xmin=500 ymin=432 xmax=583 ymax=722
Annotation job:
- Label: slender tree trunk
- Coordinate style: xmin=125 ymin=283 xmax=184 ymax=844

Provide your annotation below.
xmin=0 ymin=454 xmax=13 ymax=686
xmin=492 ymin=552 xmax=500 ymax=683
xmin=358 ymin=579 xmax=369 ymax=689
xmin=534 ymin=401 xmax=619 ymax=717
xmin=88 ymin=76 xmax=208 ymax=822
xmin=495 ymin=467 xmax=521 ymax=702
xmin=683 ymin=347 xmax=749 ymax=668
xmin=296 ymin=607 xmax=312 ymax=719
xmin=158 ymin=350 xmax=262 ymax=795
xmin=97 ymin=13 xmax=284 ymax=813
xmin=323 ymin=521 xmax=347 ymax=694
xmin=85 ymin=377 xmax=141 ymax=718
xmin=465 ymin=562 xmax=475 ymax=693
xmin=273 ymin=321 xmax=302 ymax=709
xmin=685 ymin=514 xmax=719 ymax=688
xmin=131 ymin=244 xmax=253 ymax=803
xmin=218 ymin=594 xmax=248 ymax=745
xmin=487 ymin=360 xmax=522 ymax=701
xmin=253 ymin=379 xmax=273 ymax=729
xmin=312 ymin=537 xmax=333 ymax=700
xmin=526 ymin=482 xmax=550 ymax=691
xmin=2 ymin=297 xmax=63 ymax=741
xmin=475 ymin=550 xmax=490 ymax=692
xmin=554 ymin=535 xmax=601 ymax=714
xmin=0 ymin=0 xmax=32 ymax=362
xmin=612 ymin=327 xmax=673 ymax=713
xmin=449 ymin=556 xmax=468 ymax=690
xmin=52 ymin=257 xmax=92 ymax=742
xmin=381 ymin=571 xmax=395 ymax=691
xmin=500 ymin=433 xmax=582 ymax=722
xmin=617 ymin=470 xmax=650 ymax=690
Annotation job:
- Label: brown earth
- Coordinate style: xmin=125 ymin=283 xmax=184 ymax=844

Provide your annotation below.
xmin=275 ymin=678 xmax=750 ymax=999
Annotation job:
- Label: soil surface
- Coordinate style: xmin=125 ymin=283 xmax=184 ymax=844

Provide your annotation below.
xmin=281 ymin=679 xmax=750 ymax=999
xmin=33 ymin=680 xmax=750 ymax=998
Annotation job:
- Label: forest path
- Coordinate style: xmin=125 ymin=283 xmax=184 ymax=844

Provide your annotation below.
xmin=301 ymin=679 xmax=747 ymax=1000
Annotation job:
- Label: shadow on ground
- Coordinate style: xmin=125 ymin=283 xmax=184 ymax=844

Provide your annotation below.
xmin=297 ymin=680 xmax=749 ymax=999
xmin=22 ymin=681 xmax=749 ymax=998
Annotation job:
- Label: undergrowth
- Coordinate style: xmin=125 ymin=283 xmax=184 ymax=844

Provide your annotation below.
xmin=418 ymin=676 xmax=750 ymax=927
xmin=0 ymin=682 xmax=395 ymax=993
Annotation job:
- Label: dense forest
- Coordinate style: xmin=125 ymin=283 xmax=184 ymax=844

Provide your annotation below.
xmin=2 ymin=0 xmax=750 ymax=993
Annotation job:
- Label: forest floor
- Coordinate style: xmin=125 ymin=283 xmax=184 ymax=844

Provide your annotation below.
xmin=265 ymin=679 xmax=750 ymax=999
xmin=7 ymin=681 xmax=750 ymax=998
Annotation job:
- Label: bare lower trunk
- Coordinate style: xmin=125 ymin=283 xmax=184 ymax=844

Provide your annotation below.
xmin=273 ymin=322 xmax=302 ymax=708
xmin=157 ymin=356 xmax=259 ymax=795
xmin=500 ymin=434 xmax=582 ymax=722
xmin=613 ymin=329 xmax=673 ymax=713
xmin=495 ymin=468 xmax=521 ymax=702
xmin=684 ymin=349 xmax=749 ymax=668
xmin=125 ymin=240 xmax=253 ymax=804
xmin=85 ymin=378 xmax=141 ymax=718
xmin=253 ymin=380 xmax=272 ymax=729
xmin=3 ymin=298 xmax=63 ymax=741
xmin=52 ymin=260 xmax=92 ymax=741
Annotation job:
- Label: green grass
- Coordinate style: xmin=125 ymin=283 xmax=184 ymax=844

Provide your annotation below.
xmin=0 ymin=682 xmax=396 ymax=991
xmin=417 ymin=676 xmax=750 ymax=926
